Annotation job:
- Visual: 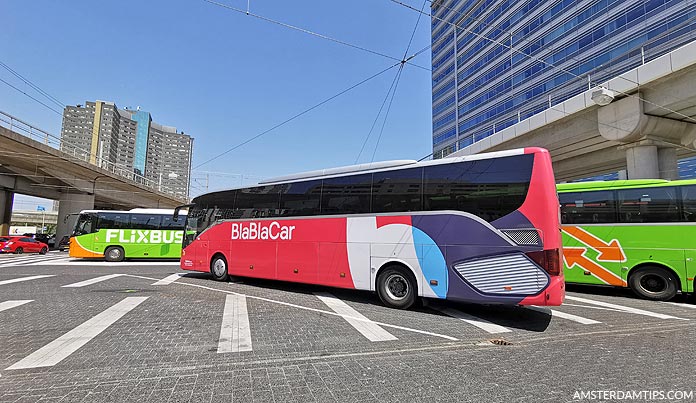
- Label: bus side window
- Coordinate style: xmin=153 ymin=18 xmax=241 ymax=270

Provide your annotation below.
xmin=681 ymin=185 xmax=696 ymax=222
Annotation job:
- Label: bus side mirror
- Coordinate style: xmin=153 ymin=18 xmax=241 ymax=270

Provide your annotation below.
xmin=174 ymin=204 xmax=194 ymax=222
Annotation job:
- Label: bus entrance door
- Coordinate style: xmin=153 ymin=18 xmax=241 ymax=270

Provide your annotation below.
xmin=686 ymin=250 xmax=696 ymax=293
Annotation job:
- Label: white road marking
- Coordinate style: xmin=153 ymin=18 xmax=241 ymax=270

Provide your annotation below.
xmin=562 ymin=303 xmax=625 ymax=312
xmin=6 ymin=297 xmax=149 ymax=370
xmin=315 ymin=292 xmax=397 ymax=341
xmin=434 ymin=306 xmax=511 ymax=334
xmin=0 ymin=256 xmax=66 ymax=267
xmin=565 ymin=295 xmax=686 ymax=320
xmin=62 ymin=274 xmax=123 ymax=288
xmin=528 ymin=306 xmax=601 ymax=325
xmin=151 ymin=273 xmax=187 ymax=286
xmin=661 ymin=302 xmax=696 ymax=310
xmin=0 ymin=275 xmax=54 ymax=286
xmin=0 ymin=300 xmax=33 ymax=312
xmin=124 ymin=274 xmax=459 ymax=341
xmin=218 ymin=294 xmax=253 ymax=353
xmin=28 ymin=258 xmax=74 ymax=266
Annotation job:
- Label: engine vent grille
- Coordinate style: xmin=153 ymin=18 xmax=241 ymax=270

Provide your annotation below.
xmin=454 ymin=254 xmax=548 ymax=295
xmin=501 ymin=229 xmax=541 ymax=246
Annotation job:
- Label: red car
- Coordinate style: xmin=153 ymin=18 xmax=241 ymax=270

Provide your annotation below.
xmin=0 ymin=236 xmax=49 ymax=254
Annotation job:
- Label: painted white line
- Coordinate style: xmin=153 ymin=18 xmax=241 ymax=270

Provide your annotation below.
xmin=6 ymin=297 xmax=149 ymax=370
xmin=528 ymin=306 xmax=601 ymax=325
xmin=218 ymin=294 xmax=253 ymax=353
xmin=151 ymin=273 xmax=187 ymax=286
xmin=28 ymin=257 xmax=75 ymax=266
xmin=662 ymin=302 xmax=696 ymax=310
xmin=0 ymin=300 xmax=33 ymax=313
xmin=315 ymin=292 xmax=397 ymax=342
xmin=435 ymin=307 xmax=511 ymax=334
xmin=124 ymin=274 xmax=459 ymax=341
xmin=0 ymin=275 xmax=55 ymax=286
xmin=562 ymin=303 xmax=625 ymax=313
xmin=565 ymin=295 xmax=686 ymax=320
xmin=62 ymin=274 xmax=123 ymax=288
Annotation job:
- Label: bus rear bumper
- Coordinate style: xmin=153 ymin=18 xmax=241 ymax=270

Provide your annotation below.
xmin=519 ymin=275 xmax=565 ymax=306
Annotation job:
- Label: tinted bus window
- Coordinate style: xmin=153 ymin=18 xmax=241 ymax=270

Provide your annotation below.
xmin=278 ymin=180 xmax=322 ymax=217
xmin=682 ymin=185 xmax=696 ymax=222
xmin=423 ymin=155 xmax=531 ymax=221
xmin=618 ymin=187 xmax=680 ymax=223
xmin=161 ymin=215 xmax=186 ymax=229
xmin=321 ymin=174 xmax=372 ymax=215
xmin=130 ymin=214 xmax=162 ymax=230
xmin=235 ymin=186 xmax=280 ymax=218
xmin=74 ymin=213 xmax=97 ymax=235
xmin=96 ymin=213 xmax=130 ymax=229
xmin=559 ymin=191 xmax=617 ymax=224
xmin=372 ymin=168 xmax=423 ymax=213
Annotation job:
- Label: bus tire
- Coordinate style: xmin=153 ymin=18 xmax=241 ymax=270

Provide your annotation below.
xmin=628 ymin=266 xmax=678 ymax=301
xmin=376 ymin=265 xmax=416 ymax=309
xmin=210 ymin=254 xmax=229 ymax=282
xmin=104 ymin=246 xmax=125 ymax=262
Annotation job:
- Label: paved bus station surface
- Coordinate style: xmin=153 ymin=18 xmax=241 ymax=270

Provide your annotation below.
xmin=0 ymin=253 xmax=694 ymax=402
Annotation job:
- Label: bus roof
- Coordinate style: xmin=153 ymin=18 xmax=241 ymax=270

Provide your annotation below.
xmin=557 ymin=179 xmax=696 ymax=192
xmin=77 ymin=208 xmax=187 ymax=215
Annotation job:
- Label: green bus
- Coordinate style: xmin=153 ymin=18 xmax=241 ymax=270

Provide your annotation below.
xmin=558 ymin=179 xmax=696 ymax=301
xmin=69 ymin=208 xmax=186 ymax=261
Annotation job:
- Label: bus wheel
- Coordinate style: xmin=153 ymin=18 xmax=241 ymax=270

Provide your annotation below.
xmin=629 ymin=266 xmax=678 ymax=301
xmin=377 ymin=266 xmax=416 ymax=309
xmin=104 ymin=246 xmax=125 ymax=262
xmin=210 ymin=254 xmax=229 ymax=282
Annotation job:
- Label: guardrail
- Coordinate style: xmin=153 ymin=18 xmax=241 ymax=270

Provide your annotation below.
xmin=0 ymin=110 xmax=179 ymax=198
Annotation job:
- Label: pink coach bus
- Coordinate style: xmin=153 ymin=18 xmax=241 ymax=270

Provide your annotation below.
xmin=178 ymin=148 xmax=564 ymax=309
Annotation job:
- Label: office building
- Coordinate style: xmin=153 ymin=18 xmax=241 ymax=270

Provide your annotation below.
xmin=61 ymin=101 xmax=193 ymax=198
xmin=431 ymin=0 xmax=696 ymax=173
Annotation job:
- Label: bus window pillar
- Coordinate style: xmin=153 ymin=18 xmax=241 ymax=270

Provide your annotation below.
xmin=0 ymin=189 xmax=14 ymax=236
xmin=56 ymin=193 xmax=94 ymax=241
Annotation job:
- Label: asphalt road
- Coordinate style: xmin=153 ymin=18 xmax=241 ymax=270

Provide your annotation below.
xmin=0 ymin=252 xmax=694 ymax=402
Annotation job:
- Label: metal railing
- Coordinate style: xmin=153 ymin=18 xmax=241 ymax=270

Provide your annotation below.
xmin=0 ymin=110 xmax=180 ymax=198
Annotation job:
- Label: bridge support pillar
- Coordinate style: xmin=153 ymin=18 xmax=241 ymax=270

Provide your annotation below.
xmin=0 ymin=190 xmax=13 ymax=236
xmin=621 ymin=141 xmax=679 ymax=180
xmin=56 ymin=193 xmax=94 ymax=241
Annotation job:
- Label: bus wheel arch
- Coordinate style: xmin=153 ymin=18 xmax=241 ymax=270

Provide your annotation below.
xmin=210 ymin=253 xmax=229 ymax=282
xmin=375 ymin=262 xmax=418 ymax=309
xmin=627 ymin=263 xmax=680 ymax=301
xmin=104 ymin=246 xmax=125 ymax=262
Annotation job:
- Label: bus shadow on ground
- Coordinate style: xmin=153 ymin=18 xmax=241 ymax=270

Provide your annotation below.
xmin=566 ymin=283 xmax=694 ymax=304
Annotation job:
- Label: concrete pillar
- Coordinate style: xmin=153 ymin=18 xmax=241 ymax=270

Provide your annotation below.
xmin=0 ymin=190 xmax=13 ymax=236
xmin=625 ymin=144 xmax=659 ymax=179
xmin=657 ymin=147 xmax=679 ymax=180
xmin=55 ymin=193 xmax=95 ymax=241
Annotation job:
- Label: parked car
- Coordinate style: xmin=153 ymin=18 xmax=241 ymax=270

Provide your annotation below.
xmin=0 ymin=236 xmax=49 ymax=254
xmin=22 ymin=233 xmax=50 ymax=245
xmin=58 ymin=236 xmax=70 ymax=252
xmin=47 ymin=235 xmax=56 ymax=249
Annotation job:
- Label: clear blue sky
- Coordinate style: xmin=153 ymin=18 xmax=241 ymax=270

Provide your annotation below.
xmin=2 ymin=0 xmax=433 ymax=208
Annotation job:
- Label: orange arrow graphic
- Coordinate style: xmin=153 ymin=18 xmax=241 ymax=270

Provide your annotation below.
xmin=563 ymin=247 xmax=627 ymax=286
xmin=562 ymin=226 xmax=626 ymax=262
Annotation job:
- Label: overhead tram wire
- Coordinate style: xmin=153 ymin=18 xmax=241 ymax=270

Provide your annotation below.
xmin=193 ymin=62 xmax=402 ymax=170
xmin=0 ymin=61 xmax=65 ymax=109
xmin=390 ymin=0 xmax=696 ymax=125
xmin=201 ymin=0 xmax=430 ymax=72
xmin=0 ymin=77 xmax=63 ymax=116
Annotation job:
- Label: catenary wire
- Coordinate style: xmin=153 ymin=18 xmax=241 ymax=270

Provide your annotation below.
xmin=0 ymin=78 xmax=63 ymax=116
xmin=0 ymin=61 xmax=65 ymax=109
xmin=201 ymin=0 xmax=431 ymax=71
xmin=371 ymin=64 xmax=406 ymax=162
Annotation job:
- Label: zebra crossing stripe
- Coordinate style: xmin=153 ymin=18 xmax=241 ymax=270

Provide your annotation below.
xmin=315 ymin=292 xmax=397 ymax=342
xmin=0 ymin=300 xmax=33 ymax=313
xmin=528 ymin=306 xmax=601 ymax=325
xmin=218 ymin=294 xmax=252 ymax=353
xmin=0 ymin=275 xmax=55 ymax=286
xmin=62 ymin=274 xmax=123 ymax=288
xmin=661 ymin=302 xmax=696 ymax=310
xmin=6 ymin=297 xmax=149 ymax=370
xmin=435 ymin=307 xmax=511 ymax=334
xmin=565 ymin=295 xmax=685 ymax=320
xmin=151 ymin=273 xmax=187 ymax=286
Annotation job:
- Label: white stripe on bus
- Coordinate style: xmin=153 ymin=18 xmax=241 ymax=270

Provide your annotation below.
xmin=565 ymin=295 xmax=686 ymax=320
xmin=0 ymin=275 xmax=54 ymax=286
xmin=528 ymin=306 xmax=601 ymax=325
xmin=217 ymin=294 xmax=253 ymax=353
xmin=0 ymin=300 xmax=33 ymax=313
xmin=151 ymin=273 xmax=187 ymax=286
xmin=62 ymin=274 xmax=123 ymax=288
xmin=434 ymin=307 xmax=511 ymax=334
xmin=315 ymin=292 xmax=397 ymax=342
xmin=6 ymin=297 xmax=149 ymax=370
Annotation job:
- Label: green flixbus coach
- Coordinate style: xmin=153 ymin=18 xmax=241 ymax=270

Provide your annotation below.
xmin=558 ymin=179 xmax=696 ymax=301
xmin=69 ymin=208 xmax=186 ymax=261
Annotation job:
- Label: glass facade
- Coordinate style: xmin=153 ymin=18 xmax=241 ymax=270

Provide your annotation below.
xmin=132 ymin=110 xmax=151 ymax=176
xmin=431 ymin=0 xmax=696 ymax=160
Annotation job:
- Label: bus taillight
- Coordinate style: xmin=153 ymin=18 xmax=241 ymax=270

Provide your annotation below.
xmin=526 ymin=248 xmax=562 ymax=276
